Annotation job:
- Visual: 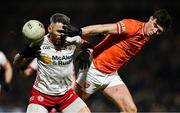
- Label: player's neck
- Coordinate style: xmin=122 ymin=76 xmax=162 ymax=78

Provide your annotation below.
xmin=143 ymin=23 xmax=148 ymax=37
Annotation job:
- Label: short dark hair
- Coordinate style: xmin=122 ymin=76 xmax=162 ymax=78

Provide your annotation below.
xmin=50 ymin=13 xmax=70 ymax=24
xmin=153 ymin=9 xmax=172 ymax=31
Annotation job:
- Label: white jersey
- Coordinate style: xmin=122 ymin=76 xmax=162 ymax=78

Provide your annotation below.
xmin=0 ymin=51 xmax=8 ymax=68
xmin=33 ymin=34 xmax=80 ymax=96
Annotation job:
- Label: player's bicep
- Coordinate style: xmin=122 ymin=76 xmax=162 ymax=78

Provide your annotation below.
xmin=100 ymin=23 xmax=118 ymax=34
xmin=82 ymin=23 xmax=117 ymax=36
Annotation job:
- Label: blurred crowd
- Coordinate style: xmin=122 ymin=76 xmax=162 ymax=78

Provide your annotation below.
xmin=0 ymin=0 xmax=179 ymax=112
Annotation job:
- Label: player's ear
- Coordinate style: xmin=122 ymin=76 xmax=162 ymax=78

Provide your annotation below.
xmin=48 ymin=25 xmax=52 ymax=32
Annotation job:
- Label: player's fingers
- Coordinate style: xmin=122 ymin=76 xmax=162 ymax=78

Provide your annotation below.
xmin=82 ymin=64 xmax=86 ymax=70
xmin=81 ymin=63 xmax=86 ymax=70
xmin=79 ymin=63 xmax=83 ymax=69
xmin=87 ymin=63 xmax=91 ymax=68
xmin=63 ymin=25 xmax=71 ymax=31
xmin=61 ymin=34 xmax=69 ymax=37
xmin=58 ymin=30 xmax=72 ymax=35
xmin=57 ymin=30 xmax=66 ymax=33
xmin=84 ymin=64 xmax=88 ymax=70
xmin=83 ymin=64 xmax=87 ymax=70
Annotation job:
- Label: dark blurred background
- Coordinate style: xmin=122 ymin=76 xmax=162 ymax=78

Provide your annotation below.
xmin=0 ymin=0 xmax=180 ymax=112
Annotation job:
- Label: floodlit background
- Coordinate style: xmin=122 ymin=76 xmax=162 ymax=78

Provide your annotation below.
xmin=0 ymin=0 xmax=179 ymax=112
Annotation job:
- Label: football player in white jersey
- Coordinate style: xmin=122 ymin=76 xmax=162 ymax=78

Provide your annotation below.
xmin=14 ymin=13 xmax=90 ymax=113
xmin=0 ymin=51 xmax=13 ymax=93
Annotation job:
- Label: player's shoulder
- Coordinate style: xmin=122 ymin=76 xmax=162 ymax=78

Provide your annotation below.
xmin=120 ymin=19 xmax=144 ymax=34
xmin=41 ymin=34 xmax=51 ymax=46
xmin=122 ymin=19 xmax=143 ymax=25
xmin=43 ymin=34 xmax=49 ymax=42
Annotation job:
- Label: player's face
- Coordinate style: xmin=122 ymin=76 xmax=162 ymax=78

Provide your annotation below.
xmin=48 ymin=22 xmax=65 ymax=46
xmin=144 ymin=16 xmax=164 ymax=38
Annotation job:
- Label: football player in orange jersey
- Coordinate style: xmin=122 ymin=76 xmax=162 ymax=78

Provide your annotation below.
xmin=62 ymin=9 xmax=171 ymax=113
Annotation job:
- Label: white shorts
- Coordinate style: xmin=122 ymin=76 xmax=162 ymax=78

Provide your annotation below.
xmin=76 ymin=62 xmax=125 ymax=94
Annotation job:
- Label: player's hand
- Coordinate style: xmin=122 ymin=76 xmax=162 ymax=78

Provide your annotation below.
xmin=75 ymin=49 xmax=91 ymax=70
xmin=61 ymin=24 xmax=82 ymax=37
xmin=20 ymin=45 xmax=41 ymax=58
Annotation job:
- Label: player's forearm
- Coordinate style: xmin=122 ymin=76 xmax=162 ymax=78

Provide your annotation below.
xmin=4 ymin=62 xmax=13 ymax=84
xmin=81 ymin=23 xmax=117 ymax=36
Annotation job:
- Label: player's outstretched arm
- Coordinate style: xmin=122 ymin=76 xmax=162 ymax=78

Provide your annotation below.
xmin=14 ymin=45 xmax=40 ymax=68
xmin=81 ymin=23 xmax=118 ymax=36
xmin=62 ymin=23 xmax=118 ymax=37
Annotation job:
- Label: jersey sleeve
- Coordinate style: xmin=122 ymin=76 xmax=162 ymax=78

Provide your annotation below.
xmin=116 ymin=19 xmax=139 ymax=36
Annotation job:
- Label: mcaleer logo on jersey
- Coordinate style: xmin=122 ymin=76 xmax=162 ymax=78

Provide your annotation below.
xmin=52 ymin=55 xmax=72 ymax=60
xmin=39 ymin=55 xmax=52 ymax=64
xmin=52 ymin=55 xmax=73 ymax=65
xmin=39 ymin=54 xmax=73 ymax=65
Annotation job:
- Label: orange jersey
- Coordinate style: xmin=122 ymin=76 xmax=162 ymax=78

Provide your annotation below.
xmin=93 ymin=19 xmax=150 ymax=74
